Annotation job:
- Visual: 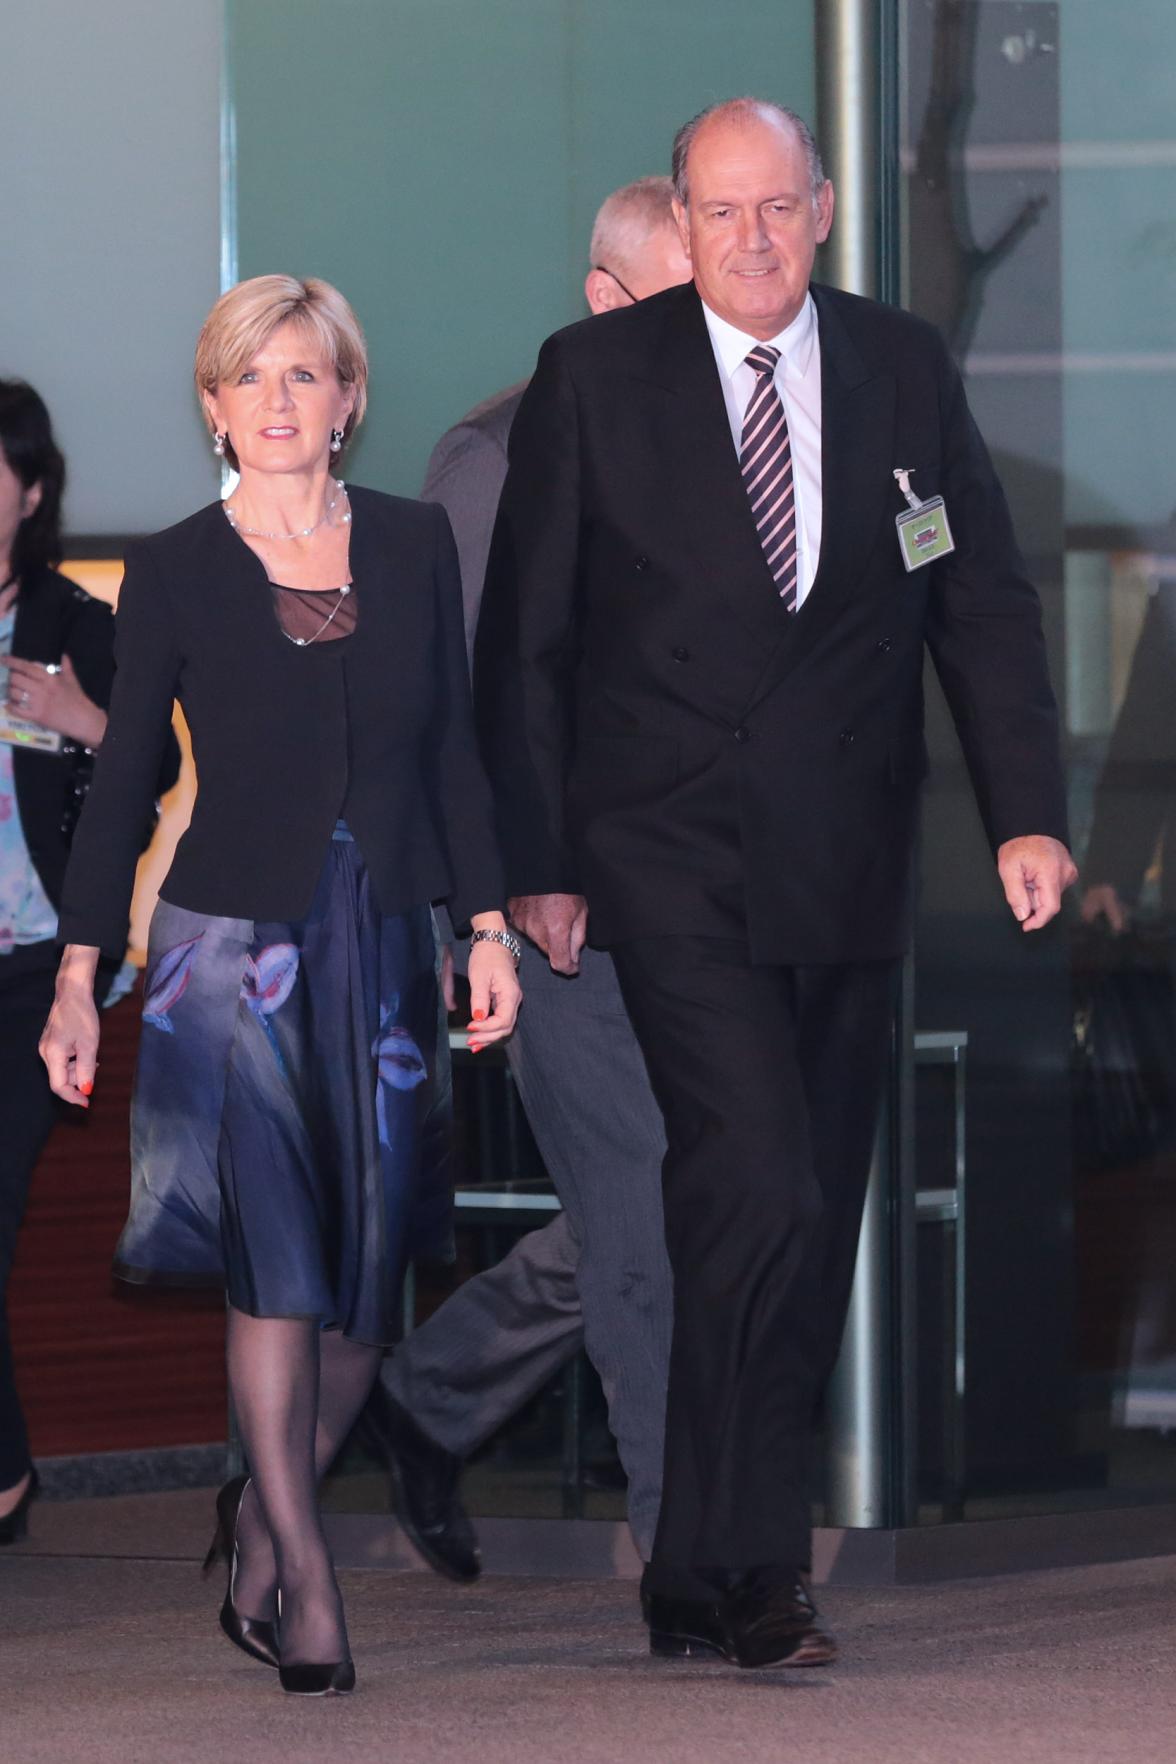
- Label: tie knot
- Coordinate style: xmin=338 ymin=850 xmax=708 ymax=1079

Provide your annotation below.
xmin=745 ymin=345 xmax=780 ymax=379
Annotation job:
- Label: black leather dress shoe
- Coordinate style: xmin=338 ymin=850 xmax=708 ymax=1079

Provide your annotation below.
xmin=647 ymin=1572 xmax=837 ymax=1669
xmin=361 ymin=1387 xmax=481 ymax=1583
xmin=723 ymin=1571 xmax=838 ymax=1668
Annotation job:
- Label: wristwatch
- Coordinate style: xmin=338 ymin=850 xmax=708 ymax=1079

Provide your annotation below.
xmin=470 ymin=927 xmax=523 ymax=965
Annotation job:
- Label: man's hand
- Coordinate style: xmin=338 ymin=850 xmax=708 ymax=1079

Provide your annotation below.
xmin=439 ymin=942 xmax=457 ymax=1012
xmin=507 ymin=893 xmax=588 ymax=975
xmin=1080 ymin=883 xmax=1128 ymax=936
xmin=997 ymin=835 xmax=1078 ymax=932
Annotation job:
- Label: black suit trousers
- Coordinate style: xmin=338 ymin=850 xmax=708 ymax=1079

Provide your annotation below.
xmin=0 ymin=942 xmax=59 ymax=1490
xmin=611 ymin=937 xmax=897 ymax=1598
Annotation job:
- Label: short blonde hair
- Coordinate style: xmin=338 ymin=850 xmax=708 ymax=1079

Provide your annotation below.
xmin=194 ymin=274 xmax=368 ymax=471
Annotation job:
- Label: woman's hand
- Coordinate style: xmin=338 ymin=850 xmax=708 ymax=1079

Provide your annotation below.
xmin=2 ymin=654 xmax=107 ymax=747
xmin=466 ymin=934 xmax=522 ymax=1054
xmin=39 ymin=946 xmax=103 ymax=1106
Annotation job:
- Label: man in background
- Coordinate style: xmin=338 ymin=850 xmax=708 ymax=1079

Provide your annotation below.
xmin=368 ymin=177 xmax=691 ymax=1580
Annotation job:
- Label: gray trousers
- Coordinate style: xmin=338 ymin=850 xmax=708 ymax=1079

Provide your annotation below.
xmin=383 ymin=941 xmax=671 ymax=1557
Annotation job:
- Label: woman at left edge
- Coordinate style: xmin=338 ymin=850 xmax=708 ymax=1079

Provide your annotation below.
xmin=39 ymin=275 xmax=522 ymax=1695
xmin=0 ymin=378 xmax=180 ymax=1546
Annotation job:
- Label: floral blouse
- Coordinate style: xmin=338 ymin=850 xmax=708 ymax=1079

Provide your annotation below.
xmin=0 ymin=607 xmax=59 ymax=955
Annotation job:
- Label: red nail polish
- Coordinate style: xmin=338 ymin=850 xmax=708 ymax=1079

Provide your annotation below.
xmin=469 ymin=1042 xmax=482 ymax=1054
xmin=79 ymin=1079 xmax=94 ymax=1097
xmin=472 ymin=1009 xmax=487 ymax=1023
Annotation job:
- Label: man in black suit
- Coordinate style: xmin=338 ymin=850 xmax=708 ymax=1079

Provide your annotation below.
xmin=372 ymin=179 xmax=689 ymax=1578
xmin=476 ymin=98 xmax=1077 ymax=1668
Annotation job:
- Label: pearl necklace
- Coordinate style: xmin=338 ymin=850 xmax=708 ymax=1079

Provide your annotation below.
xmin=225 ymin=479 xmax=350 ymax=540
xmin=282 ymin=583 xmax=352 ymax=647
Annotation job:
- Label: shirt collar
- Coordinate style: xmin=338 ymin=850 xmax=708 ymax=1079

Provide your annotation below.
xmin=701 ymin=290 xmax=818 ymax=382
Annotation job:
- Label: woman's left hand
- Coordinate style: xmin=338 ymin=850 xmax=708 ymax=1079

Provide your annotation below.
xmin=466 ymin=940 xmax=522 ymax=1053
xmin=2 ymin=659 xmax=107 ymax=747
xmin=2 ymin=654 xmax=107 ymax=747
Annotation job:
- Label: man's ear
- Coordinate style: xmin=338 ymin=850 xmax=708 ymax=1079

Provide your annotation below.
xmin=671 ymin=197 xmax=692 ymax=260
xmin=814 ymin=181 xmax=835 ymax=246
xmin=585 ymin=269 xmax=626 ymax=316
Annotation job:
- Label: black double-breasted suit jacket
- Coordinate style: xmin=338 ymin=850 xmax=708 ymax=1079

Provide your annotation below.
xmin=475 ymin=280 xmax=1068 ymax=965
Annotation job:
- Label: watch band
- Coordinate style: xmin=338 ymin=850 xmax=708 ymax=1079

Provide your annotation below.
xmin=469 ymin=926 xmax=522 ymax=965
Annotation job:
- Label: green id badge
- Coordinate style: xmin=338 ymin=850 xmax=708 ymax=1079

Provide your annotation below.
xmin=896 ymin=496 xmax=954 ymax=571
xmin=893 ymin=470 xmax=955 ymax=573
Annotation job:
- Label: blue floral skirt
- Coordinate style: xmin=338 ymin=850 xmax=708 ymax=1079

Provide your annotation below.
xmin=114 ymin=825 xmax=452 ymax=1344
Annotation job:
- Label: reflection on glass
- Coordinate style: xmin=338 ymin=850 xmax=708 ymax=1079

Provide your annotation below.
xmin=903 ymin=0 xmax=1176 ymax=1520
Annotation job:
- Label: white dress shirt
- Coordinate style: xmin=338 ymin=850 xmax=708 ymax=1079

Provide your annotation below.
xmin=701 ymin=293 xmax=823 ymax=608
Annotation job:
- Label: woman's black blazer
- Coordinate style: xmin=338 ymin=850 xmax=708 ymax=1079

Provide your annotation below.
xmin=59 ymin=487 xmax=505 ymax=957
xmin=11 ymin=566 xmax=179 ymax=913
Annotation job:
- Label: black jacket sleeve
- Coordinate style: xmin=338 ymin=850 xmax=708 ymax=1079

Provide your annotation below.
xmin=923 ymin=335 xmax=1069 ymax=852
xmin=57 ymin=543 xmax=183 ymax=956
xmin=473 ymin=338 xmax=583 ymax=897
xmin=430 ymin=503 xmax=506 ymax=928
xmin=61 ymin=582 xmax=181 ymax=813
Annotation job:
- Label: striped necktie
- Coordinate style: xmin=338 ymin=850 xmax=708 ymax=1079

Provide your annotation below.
xmin=740 ymin=344 xmax=798 ymax=611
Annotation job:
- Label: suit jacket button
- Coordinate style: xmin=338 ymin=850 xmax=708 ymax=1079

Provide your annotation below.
xmin=839 ymin=728 xmax=856 ymax=747
xmin=876 ymin=637 xmax=894 ymax=654
xmin=734 ymin=725 xmax=752 ymax=744
xmin=634 ymin=555 xmax=650 ymax=571
xmin=672 ymin=646 xmax=690 ymax=663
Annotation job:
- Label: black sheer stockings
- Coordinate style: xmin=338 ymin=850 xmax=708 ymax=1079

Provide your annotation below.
xmin=226 ymin=1310 xmax=382 ymax=1666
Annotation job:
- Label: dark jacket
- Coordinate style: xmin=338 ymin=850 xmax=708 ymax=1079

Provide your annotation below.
xmin=1084 ymin=579 xmax=1176 ymax=911
xmin=421 ymin=381 xmax=528 ymax=665
xmin=474 ymin=280 xmax=1068 ymax=965
xmin=10 ymin=566 xmax=178 ymax=912
xmin=59 ymin=487 xmax=504 ymax=957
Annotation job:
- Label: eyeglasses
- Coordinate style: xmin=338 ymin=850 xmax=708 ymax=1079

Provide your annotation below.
xmin=593 ymin=266 xmax=639 ymax=303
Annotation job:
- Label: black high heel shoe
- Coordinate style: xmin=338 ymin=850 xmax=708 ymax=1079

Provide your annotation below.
xmin=279 ymin=1660 xmax=356 ymax=1697
xmin=274 ymin=1591 xmax=356 ymax=1696
xmin=203 ymin=1475 xmax=281 ymax=1669
xmin=0 ymin=1466 xmax=39 ymax=1545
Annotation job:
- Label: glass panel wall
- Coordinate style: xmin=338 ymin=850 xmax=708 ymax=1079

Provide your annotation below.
xmin=901 ymin=0 xmax=1176 ymax=1519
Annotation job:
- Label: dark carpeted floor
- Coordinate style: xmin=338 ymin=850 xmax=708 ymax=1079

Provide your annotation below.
xmin=3 ymin=1502 xmax=1176 ymax=1763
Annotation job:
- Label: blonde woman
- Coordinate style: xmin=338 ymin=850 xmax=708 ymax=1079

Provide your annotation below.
xmin=40 ymin=276 xmax=521 ymax=1695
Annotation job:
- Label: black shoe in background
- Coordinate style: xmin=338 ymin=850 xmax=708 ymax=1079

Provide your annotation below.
xmin=0 ymin=1466 xmax=39 ymax=1546
xmin=646 ymin=1568 xmax=837 ymax=1669
xmin=361 ymin=1385 xmax=482 ymax=1583
xmin=721 ymin=1569 xmax=838 ymax=1667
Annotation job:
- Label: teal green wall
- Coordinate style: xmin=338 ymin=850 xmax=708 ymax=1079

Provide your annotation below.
xmin=4 ymin=1 xmax=220 ymax=534
xmin=1058 ymin=0 xmax=1176 ymax=528
xmin=229 ymin=0 xmax=815 ymax=495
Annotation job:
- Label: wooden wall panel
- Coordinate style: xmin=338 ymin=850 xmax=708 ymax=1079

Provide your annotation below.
xmin=8 ymin=982 xmax=227 ymax=1457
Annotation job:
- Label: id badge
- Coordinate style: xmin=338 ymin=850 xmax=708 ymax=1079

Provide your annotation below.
xmin=0 ymin=709 xmax=63 ymax=754
xmin=893 ymin=470 xmax=955 ymax=573
xmin=0 ymin=656 xmax=65 ymax=753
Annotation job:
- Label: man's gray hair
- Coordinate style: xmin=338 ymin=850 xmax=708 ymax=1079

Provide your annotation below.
xmin=671 ymin=98 xmax=826 ymax=206
xmin=589 ymin=175 xmax=677 ymax=278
